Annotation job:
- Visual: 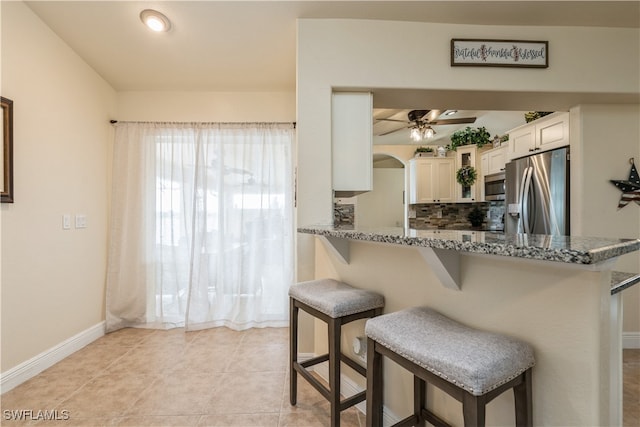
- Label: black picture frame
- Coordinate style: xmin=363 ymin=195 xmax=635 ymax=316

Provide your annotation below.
xmin=451 ymin=39 xmax=549 ymax=68
xmin=1 ymin=97 xmax=14 ymax=203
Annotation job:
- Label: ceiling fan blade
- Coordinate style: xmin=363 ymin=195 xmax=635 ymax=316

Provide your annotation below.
xmin=378 ymin=126 xmax=409 ymax=136
xmin=427 ymin=117 xmax=477 ymax=125
xmin=422 ymin=109 xmax=443 ymax=122
xmin=375 ymin=118 xmax=409 ymax=123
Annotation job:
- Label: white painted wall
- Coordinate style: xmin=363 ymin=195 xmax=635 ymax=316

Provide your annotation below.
xmin=1 ymin=2 xmax=116 ymax=372
xmin=571 ymin=104 xmax=640 ymax=333
xmin=355 ymin=168 xmax=404 ymax=228
xmin=116 ymin=91 xmax=294 ymax=123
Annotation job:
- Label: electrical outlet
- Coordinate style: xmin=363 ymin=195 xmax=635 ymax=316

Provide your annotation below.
xmin=75 ymin=214 xmax=87 ymax=229
xmin=352 ymin=336 xmax=367 ymax=362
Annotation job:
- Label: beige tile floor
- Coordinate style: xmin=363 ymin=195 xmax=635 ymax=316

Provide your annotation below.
xmin=0 ymin=327 xmax=638 ymax=427
xmin=0 ymin=328 xmax=362 ymax=427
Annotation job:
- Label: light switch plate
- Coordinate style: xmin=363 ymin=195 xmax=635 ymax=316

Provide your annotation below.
xmin=62 ymin=214 xmax=71 ymax=230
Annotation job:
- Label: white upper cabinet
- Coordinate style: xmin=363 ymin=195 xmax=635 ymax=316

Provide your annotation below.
xmin=409 ymin=158 xmax=455 ymax=204
xmin=331 ymin=92 xmax=373 ymax=197
xmin=481 ymin=145 xmax=508 ymax=176
xmin=508 ymin=112 xmax=569 ymax=161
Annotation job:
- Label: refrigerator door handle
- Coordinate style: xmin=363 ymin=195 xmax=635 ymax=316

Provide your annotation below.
xmin=522 ymin=167 xmax=534 ymax=234
xmin=516 ymin=167 xmax=528 ymax=233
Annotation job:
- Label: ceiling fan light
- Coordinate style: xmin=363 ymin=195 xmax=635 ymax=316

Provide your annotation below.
xmin=410 ymin=128 xmax=422 ymax=142
xmin=424 ymin=126 xmax=435 ymax=138
xmin=140 ymin=9 xmax=172 ymax=32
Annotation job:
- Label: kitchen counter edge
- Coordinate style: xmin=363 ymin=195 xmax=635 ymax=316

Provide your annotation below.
xmin=298 ymin=225 xmax=640 ymax=266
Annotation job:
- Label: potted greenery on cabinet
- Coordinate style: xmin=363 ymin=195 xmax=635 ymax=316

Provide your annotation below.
xmin=414 ymin=146 xmax=434 ymax=157
xmin=448 ymin=126 xmax=491 ymax=151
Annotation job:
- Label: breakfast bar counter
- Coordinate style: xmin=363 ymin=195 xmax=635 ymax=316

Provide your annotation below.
xmin=298 ymin=224 xmax=640 ymax=265
xmin=298 ymin=224 xmax=639 ymax=426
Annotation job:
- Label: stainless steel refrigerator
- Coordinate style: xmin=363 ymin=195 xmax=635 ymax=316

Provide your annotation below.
xmin=505 ymin=147 xmax=570 ymax=235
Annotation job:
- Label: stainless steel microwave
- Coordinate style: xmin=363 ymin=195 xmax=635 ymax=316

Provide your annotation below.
xmin=484 ymin=172 xmax=505 ymax=201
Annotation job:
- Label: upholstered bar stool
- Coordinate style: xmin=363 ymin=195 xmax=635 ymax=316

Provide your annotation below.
xmin=365 ymin=307 xmax=535 ymax=427
xmin=289 ymin=279 xmax=385 ymax=427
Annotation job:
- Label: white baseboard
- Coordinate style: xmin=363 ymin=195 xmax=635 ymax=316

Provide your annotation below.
xmin=623 ymin=332 xmax=640 ymax=349
xmin=1 ymin=321 xmax=105 ymax=394
xmin=313 ymin=360 xmax=400 ymax=426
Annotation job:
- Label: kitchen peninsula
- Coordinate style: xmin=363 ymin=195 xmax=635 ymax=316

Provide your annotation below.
xmin=299 ymin=224 xmax=640 ymax=426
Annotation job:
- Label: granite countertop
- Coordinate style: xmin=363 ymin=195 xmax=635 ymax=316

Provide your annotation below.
xmin=611 ymin=271 xmax=640 ymax=295
xmin=298 ymin=224 xmax=640 ymax=266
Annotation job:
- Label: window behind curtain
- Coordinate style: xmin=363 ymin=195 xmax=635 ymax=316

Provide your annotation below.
xmin=106 ymin=122 xmax=295 ymax=332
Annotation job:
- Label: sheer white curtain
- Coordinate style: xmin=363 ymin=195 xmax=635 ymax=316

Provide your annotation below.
xmin=106 ymin=122 xmax=295 ymax=332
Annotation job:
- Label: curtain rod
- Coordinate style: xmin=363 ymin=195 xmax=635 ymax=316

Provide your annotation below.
xmin=109 ymin=120 xmax=296 ymax=128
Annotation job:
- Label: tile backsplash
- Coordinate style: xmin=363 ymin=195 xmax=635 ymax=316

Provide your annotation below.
xmin=409 ymin=201 xmax=505 ymax=230
xmin=334 ymin=203 xmax=355 ymax=226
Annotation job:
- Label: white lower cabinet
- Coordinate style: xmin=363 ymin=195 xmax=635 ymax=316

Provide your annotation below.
xmin=409 ymin=158 xmax=455 ymax=204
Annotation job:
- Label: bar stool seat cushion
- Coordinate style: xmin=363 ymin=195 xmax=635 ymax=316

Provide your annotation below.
xmin=289 ymin=279 xmax=384 ymax=318
xmin=365 ymin=307 xmax=535 ymax=396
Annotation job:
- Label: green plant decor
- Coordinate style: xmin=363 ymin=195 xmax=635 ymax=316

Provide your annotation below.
xmin=414 ymin=146 xmax=434 ymax=155
xmin=448 ymin=126 xmax=491 ymax=151
xmin=524 ymin=111 xmax=553 ymax=123
xmin=456 ymin=165 xmax=477 ymax=187
xmin=468 ymin=206 xmax=484 ymax=228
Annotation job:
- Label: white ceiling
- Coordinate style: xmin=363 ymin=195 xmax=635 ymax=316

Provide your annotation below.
xmin=24 ymin=1 xmax=640 ymax=145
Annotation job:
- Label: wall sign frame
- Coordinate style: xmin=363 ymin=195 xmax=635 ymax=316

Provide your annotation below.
xmin=451 ymin=39 xmax=548 ymax=68
xmin=1 ymin=97 xmax=14 ymax=203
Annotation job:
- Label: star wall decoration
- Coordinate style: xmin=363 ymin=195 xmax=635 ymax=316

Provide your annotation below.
xmin=610 ymin=159 xmax=640 ymax=209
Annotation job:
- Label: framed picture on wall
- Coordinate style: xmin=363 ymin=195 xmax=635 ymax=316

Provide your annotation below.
xmin=451 ymin=39 xmax=548 ymax=68
xmin=1 ymin=97 xmax=14 ymax=203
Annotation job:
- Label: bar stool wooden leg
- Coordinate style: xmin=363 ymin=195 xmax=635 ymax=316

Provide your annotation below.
xmin=514 ymin=369 xmax=533 ymax=427
xmin=329 ymin=317 xmax=341 ymax=427
xmin=414 ymin=376 xmax=426 ymax=427
xmin=366 ymin=338 xmax=383 ymax=427
xmin=463 ymin=393 xmax=486 ymax=427
xmin=290 ymin=298 xmax=298 ymax=406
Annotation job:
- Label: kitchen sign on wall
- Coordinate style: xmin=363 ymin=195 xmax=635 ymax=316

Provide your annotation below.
xmin=451 ymin=39 xmax=548 ymax=68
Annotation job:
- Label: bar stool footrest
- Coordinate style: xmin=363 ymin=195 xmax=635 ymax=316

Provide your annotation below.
xmin=421 ymin=408 xmax=452 ymax=427
xmin=293 ymin=361 xmax=331 ymax=400
xmin=339 ymin=390 xmax=366 ymax=411
xmin=300 ymin=353 xmax=330 ymax=369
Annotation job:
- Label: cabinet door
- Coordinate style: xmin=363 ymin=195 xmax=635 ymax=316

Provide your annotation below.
xmin=487 ymin=146 xmax=507 ymax=174
xmin=537 ymin=113 xmax=569 ymax=152
xmin=456 ymin=146 xmax=477 ymax=202
xmin=436 ymin=159 xmax=455 ymax=202
xmin=409 ymin=159 xmax=434 ymax=203
xmin=331 ymin=92 xmax=373 ymax=195
xmin=480 ymin=154 xmax=489 ymax=200
xmin=410 ymin=159 xmax=454 ymax=203
xmin=508 ymin=126 xmax=535 ymax=160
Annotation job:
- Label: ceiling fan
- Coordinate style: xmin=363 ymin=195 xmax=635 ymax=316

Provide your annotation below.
xmin=377 ymin=109 xmax=477 ymax=141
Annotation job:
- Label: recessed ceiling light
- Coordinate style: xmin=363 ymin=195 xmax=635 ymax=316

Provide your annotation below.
xmin=140 ymin=9 xmax=171 ymax=32
xmin=444 ymin=110 xmax=458 ymax=116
